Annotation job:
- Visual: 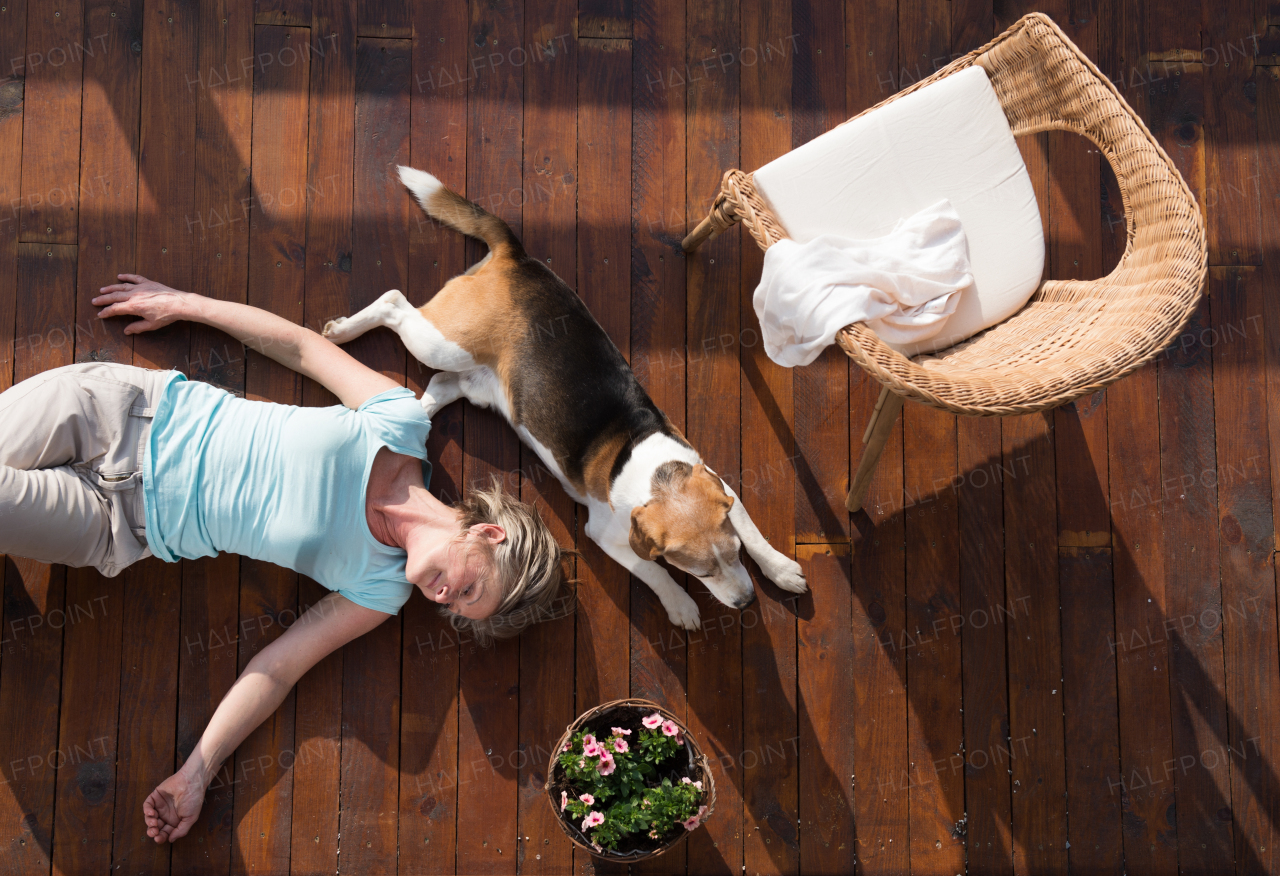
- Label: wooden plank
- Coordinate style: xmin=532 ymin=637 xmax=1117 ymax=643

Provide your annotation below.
xmin=50 ymin=7 xmax=141 ymax=866
xmin=226 ymin=23 xmax=312 ymax=874
xmin=255 ymin=0 xmax=309 ymax=26
xmin=739 ymin=0 xmax=798 ymax=871
xmin=1058 ymin=546 xmax=1123 ymax=874
xmin=1210 ymin=266 xmax=1280 ymax=874
xmin=1260 ymin=63 xmax=1280 ymax=568
xmin=0 ymin=243 xmax=75 ymax=872
xmin=336 ymin=34 xmax=411 ymax=875
xmin=398 ymin=0 xmax=468 ymax=871
xmin=0 ymin=0 xmax=23 ymax=395
xmin=288 ymin=2 xmax=354 ymax=872
xmin=516 ymin=0 xmax=577 ymax=871
xmin=51 ymin=569 xmax=123 ymax=876
xmin=796 ymin=544 xmax=855 ymax=874
xmin=74 ymin=0 xmax=140 ymax=367
xmin=1040 ymin=10 xmax=1125 ymax=870
xmin=578 ymin=0 xmax=631 ymax=39
xmin=1109 ymin=381 xmax=1177 ymax=870
xmin=452 ymin=0 xmax=523 ymax=869
xmin=680 ymin=0 xmax=743 ymax=857
xmin=1001 ymin=412 xmax=1067 ymax=875
xmin=357 ymin=0 xmax=409 ymax=39
xmin=1159 ymin=296 xmax=1234 ymax=873
xmin=956 ymin=415 xmax=1014 ymax=874
xmin=1203 ymin=0 xmax=1262 ymax=265
xmin=113 ymin=1 xmax=200 ymax=868
xmin=791 ymin=0 xmax=848 ymax=544
xmin=844 ymin=5 xmax=904 ymax=871
xmin=1150 ymin=6 xmax=1233 ymax=870
xmin=849 ymin=370 xmax=907 ymax=875
xmin=670 ymin=0 xmax=746 ymax=867
xmin=16 ymin=0 xmax=83 ymax=244
xmin=896 ymin=3 xmax=966 ymax=874
xmin=166 ymin=3 xmax=253 ymax=872
xmin=626 ymin=0 xmax=683 ymax=739
xmin=289 ymin=582 xmax=343 ymax=876
xmin=573 ymin=5 xmax=641 ymax=861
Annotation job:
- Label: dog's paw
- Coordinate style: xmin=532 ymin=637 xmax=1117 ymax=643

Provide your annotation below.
xmin=322 ymin=317 xmax=352 ymax=342
xmin=767 ymin=557 xmax=808 ymax=593
xmin=664 ymin=591 xmax=702 ymax=630
xmin=422 ymin=372 xmax=461 ymax=417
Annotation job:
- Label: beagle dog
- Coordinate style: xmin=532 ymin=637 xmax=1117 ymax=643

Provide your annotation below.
xmin=322 ymin=166 xmax=807 ymax=629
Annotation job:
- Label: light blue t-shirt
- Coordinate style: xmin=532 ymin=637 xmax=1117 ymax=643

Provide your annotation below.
xmin=142 ymin=375 xmax=432 ymax=614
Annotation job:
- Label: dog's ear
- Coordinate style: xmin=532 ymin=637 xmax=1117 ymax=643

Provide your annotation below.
xmin=629 ymin=503 xmax=664 ymax=561
xmin=691 ymin=464 xmax=734 ymax=511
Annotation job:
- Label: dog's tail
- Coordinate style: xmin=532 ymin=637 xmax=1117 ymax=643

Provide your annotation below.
xmin=397 ymin=165 xmax=523 ymax=258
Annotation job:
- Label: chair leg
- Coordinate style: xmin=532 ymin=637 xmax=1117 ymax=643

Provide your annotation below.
xmin=681 ymin=192 xmax=738 ymax=252
xmin=846 ymin=387 xmax=906 ymax=513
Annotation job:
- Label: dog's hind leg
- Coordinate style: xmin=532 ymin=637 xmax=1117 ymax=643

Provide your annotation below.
xmin=323 ymin=289 xmax=477 ymax=373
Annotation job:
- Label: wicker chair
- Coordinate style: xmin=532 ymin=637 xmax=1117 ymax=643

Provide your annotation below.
xmin=682 ymin=12 xmax=1206 ymax=512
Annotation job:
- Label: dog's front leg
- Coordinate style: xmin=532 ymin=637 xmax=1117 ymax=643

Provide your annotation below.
xmin=324 ymin=289 xmax=478 ymax=374
xmin=422 ymin=372 xmax=464 ymax=417
xmin=721 ymin=482 xmax=808 ymax=593
xmin=595 ymin=538 xmax=702 ymax=630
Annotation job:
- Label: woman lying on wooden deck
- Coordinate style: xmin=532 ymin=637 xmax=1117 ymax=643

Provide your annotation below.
xmin=0 ymin=273 xmax=569 ymax=844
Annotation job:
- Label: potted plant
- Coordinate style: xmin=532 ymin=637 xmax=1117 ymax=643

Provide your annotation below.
xmin=545 ymin=698 xmax=715 ymax=861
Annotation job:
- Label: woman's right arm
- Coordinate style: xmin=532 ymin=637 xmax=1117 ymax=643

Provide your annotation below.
xmin=93 ymin=274 xmax=400 ymax=410
xmin=142 ymin=594 xmax=389 ymax=843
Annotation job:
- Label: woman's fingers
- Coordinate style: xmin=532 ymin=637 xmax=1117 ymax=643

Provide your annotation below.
xmin=123 ymin=319 xmax=160 ymax=335
xmin=167 ymin=814 xmax=198 ymax=843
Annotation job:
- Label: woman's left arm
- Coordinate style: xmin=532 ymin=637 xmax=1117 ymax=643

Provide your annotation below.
xmin=93 ymin=273 xmax=399 ymax=409
xmin=142 ymin=593 xmax=389 ymax=843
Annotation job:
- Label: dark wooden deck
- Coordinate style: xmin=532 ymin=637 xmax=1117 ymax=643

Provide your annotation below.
xmin=0 ymin=0 xmax=1278 ymax=873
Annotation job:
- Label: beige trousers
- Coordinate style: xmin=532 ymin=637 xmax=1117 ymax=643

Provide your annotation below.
xmin=0 ymin=362 xmax=175 ymax=577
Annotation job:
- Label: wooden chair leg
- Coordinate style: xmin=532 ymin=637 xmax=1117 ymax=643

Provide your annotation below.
xmin=681 ymin=213 xmax=721 ymax=252
xmin=846 ymin=387 xmax=905 ymax=513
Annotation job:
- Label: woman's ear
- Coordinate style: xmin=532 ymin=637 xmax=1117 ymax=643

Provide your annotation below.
xmin=470 ymin=522 xmax=507 ymax=546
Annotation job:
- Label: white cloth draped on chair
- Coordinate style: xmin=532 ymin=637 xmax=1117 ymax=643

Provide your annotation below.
xmin=753 ymin=199 xmax=974 ymax=368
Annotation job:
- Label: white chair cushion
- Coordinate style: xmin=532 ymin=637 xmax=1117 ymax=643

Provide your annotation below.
xmin=751 ymin=66 xmax=1044 ymax=357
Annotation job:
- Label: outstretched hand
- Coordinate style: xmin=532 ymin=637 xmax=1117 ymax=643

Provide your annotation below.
xmin=93 ymin=273 xmax=195 ymax=335
xmin=143 ymin=769 xmax=206 ymax=843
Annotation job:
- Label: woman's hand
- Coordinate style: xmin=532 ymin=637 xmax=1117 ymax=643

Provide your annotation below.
xmin=143 ymin=767 xmax=206 ymax=843
xmin=92 ymin=273 xmax=196 ymax=335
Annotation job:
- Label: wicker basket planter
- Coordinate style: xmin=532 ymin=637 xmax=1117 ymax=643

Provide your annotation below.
xmin=544 ymin=698 xmax=716 ymax=862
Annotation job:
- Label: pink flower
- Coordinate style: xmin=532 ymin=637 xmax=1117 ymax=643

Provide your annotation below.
xmin=583 ymin=734 xmax=596 ymax=748
xmin=680 ymin=777 xmax=703 ymax=791
xmin=642 ymin=713 xmax=663 ymax=729
xmin=591 ymin=842 xmax=603 ymax=853
xmin=577 ymin=759 xmax=585 ymax=769
xmin=661 ymin=720 xmax=680 ymax=737
xmin=579 ymin=793 xmax=595 ymax=805
xmin=582 ymin=811 xmax=605 ymax=830
xmin=611 ymin=726 xmax=632 ymax=736
xmin=649 ymin=829 xmax=661 ymax=839
xmin=583 ymin=742 xmax=601 ymax=758
xmin=560 ymin=790 xmax=568 ymax=811
xmin=681 ymin=804 xmax=709 ymax=831
xmin=562 ymin=739 xmax=571 ymax=752
xmin=597 ymin=751 xmax=617 ymax=776
xmin=613 ymin=738 xmax=629 ymax=753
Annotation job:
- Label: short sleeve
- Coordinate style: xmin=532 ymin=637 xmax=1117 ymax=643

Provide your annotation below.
xmin=337 ymin=578 xmax=415 ymax=615
xmin=357 ymin=387 xmax=432 ymax=459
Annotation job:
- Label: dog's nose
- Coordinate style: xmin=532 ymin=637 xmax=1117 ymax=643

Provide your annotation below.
xmin=735 ymin=590 xmax=757 ymax=610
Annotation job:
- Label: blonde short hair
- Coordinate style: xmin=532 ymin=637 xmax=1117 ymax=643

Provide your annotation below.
xmin=443 ymin=478 xmax=574 ymax=645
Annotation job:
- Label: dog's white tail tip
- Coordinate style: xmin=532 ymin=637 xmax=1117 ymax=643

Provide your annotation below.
xmin=396 ymin=165 xmax=443 ymax=202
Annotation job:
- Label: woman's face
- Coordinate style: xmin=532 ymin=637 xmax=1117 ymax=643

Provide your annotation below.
xmin=405 ymin=523 xmax=506 ymax=620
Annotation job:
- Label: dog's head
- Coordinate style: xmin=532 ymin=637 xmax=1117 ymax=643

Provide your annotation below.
xmin=628 ymin=461 xmax=756 ymax=609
